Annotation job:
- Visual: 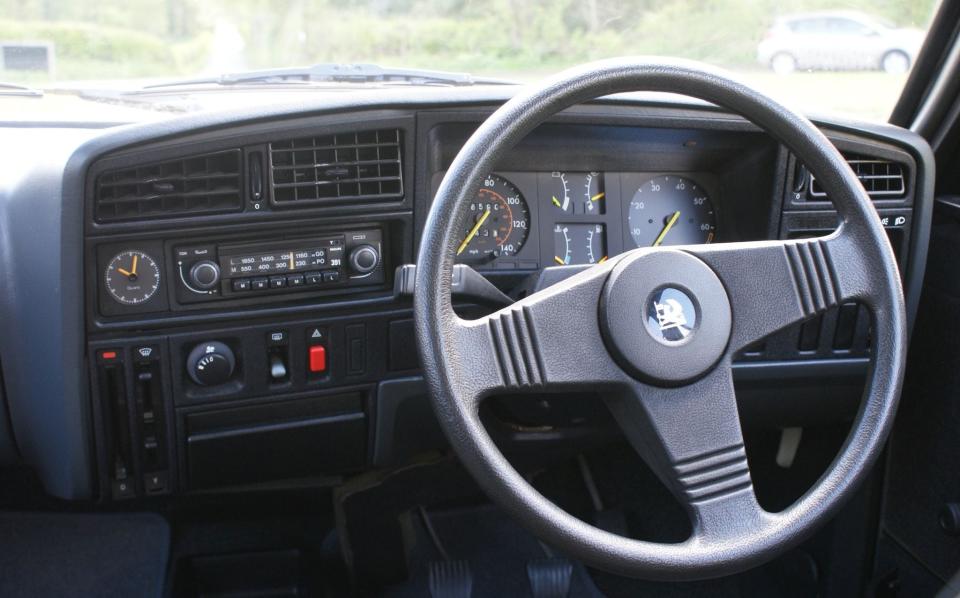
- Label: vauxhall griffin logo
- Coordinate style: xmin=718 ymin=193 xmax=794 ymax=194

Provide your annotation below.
xmin=645 ymin=287 xmax=697 ymax=344
xmin=654 ymin=298 xmax=690 ymax=338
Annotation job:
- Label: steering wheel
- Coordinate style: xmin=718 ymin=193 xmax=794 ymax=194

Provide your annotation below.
xmin=413 ymin=58 xmax=906 ymax=580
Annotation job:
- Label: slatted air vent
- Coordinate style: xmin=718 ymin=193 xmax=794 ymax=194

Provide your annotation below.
xmin=95 ymin=149 xmax=242 ymax=222
xmin=809 ymin=156 xmax=906 ymax=199
xmin=269 ymin=128 xmax=403 ymax=205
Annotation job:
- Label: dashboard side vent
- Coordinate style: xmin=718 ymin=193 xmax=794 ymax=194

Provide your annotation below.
xmin=269 ymin=128 xmax=403 ymax=205
xmin=95 ymin=149 xmax=242 ymax=222
xmin=809 ymin=156 xmax=906 ymax=199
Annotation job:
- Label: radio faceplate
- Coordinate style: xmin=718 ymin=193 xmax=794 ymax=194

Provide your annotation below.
xmin=174 ymin=229 xmax=383 ymax=304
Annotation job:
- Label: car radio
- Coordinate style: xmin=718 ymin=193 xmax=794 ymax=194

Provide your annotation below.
xmin=174 ymin=229 xmax=384 ymax=303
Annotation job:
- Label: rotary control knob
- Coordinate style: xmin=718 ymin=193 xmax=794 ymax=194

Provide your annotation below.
xmin=188 ymin=260 xmax=221 ymax=291
xmin=186 ymin=341 xmax=236 ymax=386
xmin=349 ymin=244 xmax=379 ymax=275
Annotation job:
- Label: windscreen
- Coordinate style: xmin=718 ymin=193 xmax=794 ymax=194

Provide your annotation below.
xmin=0 ymin=0 xmax=941 ymax=121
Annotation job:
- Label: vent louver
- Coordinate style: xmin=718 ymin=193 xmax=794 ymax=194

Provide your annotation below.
xmin=269 ymin=128 xmax=403 ymax=205
xmin=809 ymin=156 xmax=906 ymax=199
xmin=95 ymin=149 xmax=242 ymax=222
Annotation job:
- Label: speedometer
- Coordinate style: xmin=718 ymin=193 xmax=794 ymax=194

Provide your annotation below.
xmin=627 ymin=175 xmax=716 ymax=247
xmin=456 ymin=174 xmax=530 ymax=263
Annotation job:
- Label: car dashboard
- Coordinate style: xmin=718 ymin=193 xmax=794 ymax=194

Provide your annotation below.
xmin=0 ymin=90 xmax=933 ymax=502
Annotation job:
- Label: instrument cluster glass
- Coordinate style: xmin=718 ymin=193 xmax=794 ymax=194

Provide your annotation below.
xmin=455 ymin=174 xmax=531 ymax=264
xmin=446 ymin=171 xmax=719 ymax=270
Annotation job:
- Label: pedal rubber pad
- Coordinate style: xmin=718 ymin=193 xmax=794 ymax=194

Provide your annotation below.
xmin=527 ymin=558 xmax=573 ymax=598
xmin=428 ymin=560 xmax=473 ymax=598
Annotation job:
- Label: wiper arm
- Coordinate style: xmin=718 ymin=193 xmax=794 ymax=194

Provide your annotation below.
xmin=142 ymin=63 xmax=515 ymax=90
xmin=0 ymin=82 xmax=43 ymax=97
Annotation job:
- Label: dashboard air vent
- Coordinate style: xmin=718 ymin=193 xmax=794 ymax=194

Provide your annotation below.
xmin=95 ymin=149 xmax=242 ymax=222
xmin=269 ymin=128 xmax=403 ymax=205
xmin=809 ymin=156 xmax=906 ymax=199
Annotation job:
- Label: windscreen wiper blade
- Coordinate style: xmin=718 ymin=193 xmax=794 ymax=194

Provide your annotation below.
xmin=142 ymin=63 xmax=515 ymax=90
xmin=0 ymin=82 xmax=43 ymax=97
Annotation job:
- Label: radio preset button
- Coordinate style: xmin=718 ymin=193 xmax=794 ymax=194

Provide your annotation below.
xmin=305 ymin=272 xmax=323 ymax=285
xmin=287 ymin=274 xmax=305 ymax=287
xmin=322 ymin=271 xmax=340 ymax=283
xmin=269 ymin=275 xmax=286 ymax=289
xmin=232 ymin=279 xmax=251 ymax=292
xmin=252 ymin=277 xmax=269 ymax=291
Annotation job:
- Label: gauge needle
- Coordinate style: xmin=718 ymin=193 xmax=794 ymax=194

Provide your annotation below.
xmin=551 ymin=196 xmax=562 ymax=208
xmin=652 ymin=211 xmax=681 ymax=247
xmin=590 ymin=192 xmax=605 ymax=202
xmin=456 ymin=208 xmax=491 ymax=255
xmin=117 ymin=267 xmax=132 ymax=277
xmin=131 ymin=254 xmax=139 ymax=275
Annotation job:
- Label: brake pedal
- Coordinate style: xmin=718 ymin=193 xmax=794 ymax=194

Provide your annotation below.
xmin=428 ymin=560 xmax=473 ymax=598
xmin=527 ymin=558 xmax=573 ymax=598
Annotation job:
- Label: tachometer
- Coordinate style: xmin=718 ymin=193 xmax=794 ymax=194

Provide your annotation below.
xmin=627 ymin=175 xmax=716 ymax=247
xmin=456 ymin=174 xmax=530 ymax=263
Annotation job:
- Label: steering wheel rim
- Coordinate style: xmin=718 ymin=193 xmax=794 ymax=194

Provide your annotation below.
xmin=414 ymin=58 xmax=906 ymax=580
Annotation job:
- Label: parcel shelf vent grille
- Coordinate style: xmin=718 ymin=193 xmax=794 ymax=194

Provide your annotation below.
xmin=95 ymin=149 xmax=243 ymax=222
xmin=269 ymin=129 xmax=403 ymax=205
xmin=809 ymin=156 xmax=906 ymax=199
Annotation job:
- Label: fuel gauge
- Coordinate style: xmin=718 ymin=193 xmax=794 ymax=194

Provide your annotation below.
xmin=553 ymin=223 xmax=607 ymax=265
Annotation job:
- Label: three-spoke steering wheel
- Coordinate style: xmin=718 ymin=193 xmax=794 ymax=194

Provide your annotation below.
xmin=414 ymin=58 xmax=906 ymax=580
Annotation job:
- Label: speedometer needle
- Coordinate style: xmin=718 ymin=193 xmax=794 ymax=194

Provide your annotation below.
xmin=457 ymin=208 xmax=491 ymax=255
xmin=652 ymin=211 xmax=681 ymax=247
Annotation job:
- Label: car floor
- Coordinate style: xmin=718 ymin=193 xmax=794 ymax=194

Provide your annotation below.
xmin=0 ymin=422 xmax=875 ymax=597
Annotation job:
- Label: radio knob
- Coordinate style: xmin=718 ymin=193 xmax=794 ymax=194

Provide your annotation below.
xmin=349 ymin=245 xmax=379 ymax=274
xmin=189 ymin=260 xmax=221 ymax=290
xmin=186 ymin=341 xmax=236 ymax=386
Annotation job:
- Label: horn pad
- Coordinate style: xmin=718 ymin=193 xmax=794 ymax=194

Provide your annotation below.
xmin=599 ymin=249 xmax=732 ymax=386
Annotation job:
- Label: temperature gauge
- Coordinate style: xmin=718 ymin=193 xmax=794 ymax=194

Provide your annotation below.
xmin=546 ymin=172 xmax=605 ymax=215
xmin=553 ymin=223 xmax=607 ymax=265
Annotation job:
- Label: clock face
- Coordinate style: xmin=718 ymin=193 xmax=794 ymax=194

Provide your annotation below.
xmin=104 ymin=250 xmax=161 ymax=305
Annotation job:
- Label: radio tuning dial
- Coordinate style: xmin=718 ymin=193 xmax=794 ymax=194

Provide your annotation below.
xmin=349 ymin=245 xmax=379 ymax=275
xmin=189 ymin=260 xmax=221 ymax=290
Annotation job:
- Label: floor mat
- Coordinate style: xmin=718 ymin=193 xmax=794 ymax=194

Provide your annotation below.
xmin=0 ymin=511 xmax=170 ymax=598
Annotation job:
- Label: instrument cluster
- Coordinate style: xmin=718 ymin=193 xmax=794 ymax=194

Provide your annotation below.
xmin=441 ymin=171 xmax=720 ymax=271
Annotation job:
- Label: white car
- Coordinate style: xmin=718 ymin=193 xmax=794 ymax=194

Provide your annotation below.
xmin=758 ymin=11 xmax=925 ymax=74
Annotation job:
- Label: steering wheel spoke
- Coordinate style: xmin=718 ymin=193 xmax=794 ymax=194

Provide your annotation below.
xmin=608 ymin=363 xmax=766 ymax=542
xmin=449 ymin=261 xmax=626 ymax=407
xmin=687 ymin=235 xmax=858 ymax=352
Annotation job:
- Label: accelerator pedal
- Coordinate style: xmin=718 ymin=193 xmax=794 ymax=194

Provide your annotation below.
xmin=428 ymin=560 xmax=473 ymax=598
xmin=527 ymin=558 xmax=573 ymax=598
